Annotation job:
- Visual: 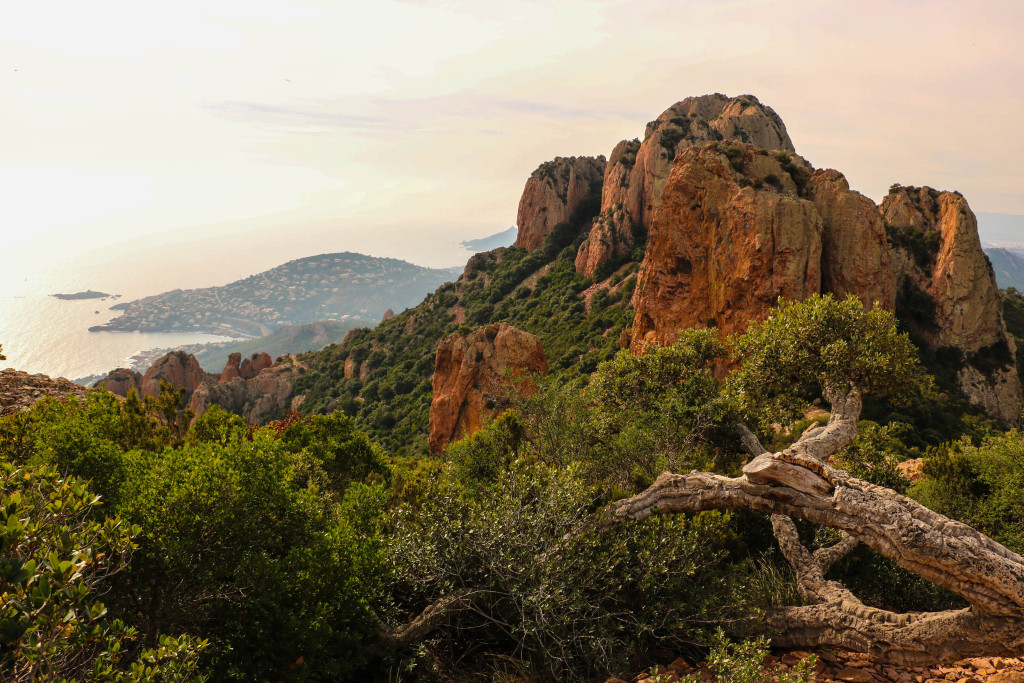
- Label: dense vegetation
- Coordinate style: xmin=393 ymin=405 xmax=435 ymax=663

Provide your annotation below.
xmin=8 ymin=293 xmax=1024 ymax=680
xmin=293 ymin=189 xmax=640 ymax=456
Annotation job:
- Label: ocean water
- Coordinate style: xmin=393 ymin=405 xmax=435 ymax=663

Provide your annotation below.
xmin=0 ymin=263 xmax=237 ymax=382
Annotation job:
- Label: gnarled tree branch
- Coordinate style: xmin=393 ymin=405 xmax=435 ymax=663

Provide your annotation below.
xmin=614 ymin=388 xmax=1024 ymax=664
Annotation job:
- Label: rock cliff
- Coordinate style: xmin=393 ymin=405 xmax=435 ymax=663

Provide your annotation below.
xmin=96 ymin=368 xmax=143 ymax=397
xmin=514 ymin=156 xmax=606 ymax=251
xmin=575 ymin=94 xmax=795 ymax=278
xmin=428 ymin=323 xmax=548 ymax=454
xmin=629 ymin=143 xmax=822 ymax=346
xmin=883 ymin=186 xmax=1022 ymax=423
xmin=139 ymin=351 xmax=210 ymax=398
xmin=629 ymin=140 xmax=1021 ymax=422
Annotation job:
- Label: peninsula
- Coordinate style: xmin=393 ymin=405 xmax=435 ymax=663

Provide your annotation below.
xmin=89 ymin=252 xmax=461 ymax=338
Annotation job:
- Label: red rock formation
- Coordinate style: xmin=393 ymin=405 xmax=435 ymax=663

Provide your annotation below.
xmin=189 ymin=357 xmax=303 ymax=424
xmin=514 ymin=156 xmax=605 ymax=251
xmin=429 ymin=323 xmax=548 ymax=454
xmin=220 ymin=352 xmax=242 ymax=383
xmin=808 ymin=169 xmax=895 ymax=309
xmin=630 ymin=143 xmax=822 ymax=349
xmin=381 ymin=308 xmax=395 ymax=322
xmin=97 ymin=368 xmax=143 ymax=397
xmin=882 ymin=186 xmax=1022 ymax=423
xmin=1 ymin=369 xmax=91 ymax=416
xmin=577 ymin=94 xmax=796 ymax=277
xmin=139 ymin=351 xmax=208 ymax=398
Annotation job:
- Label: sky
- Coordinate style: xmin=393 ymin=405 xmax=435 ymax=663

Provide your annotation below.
xmin=1 ymin=0 xmax=1022 ymax=283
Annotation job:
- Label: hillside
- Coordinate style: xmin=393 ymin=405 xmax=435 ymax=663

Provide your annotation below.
xmin=89 ymin=252 xmax=461 ymax=337
xmin=985 ymin=247 xmax=1024 ymax=290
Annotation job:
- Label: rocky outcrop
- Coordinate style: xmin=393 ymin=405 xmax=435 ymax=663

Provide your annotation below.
xmin=381 ymin=308 xmax=395 ymax=322
xmin=1 ymin=369 xmax=91 ymax=416
xmin=189 ymin=357 xmax=304 ymax=424
xmin=428 ymin=323 xmax=548 ymax=454
xmin=219 ymin=353 xmax=242 ymax=383
xmin=630 ymin=143 xmax=822 ymax=348
xmin=883 ymin=186 xmax=1022 ymax=423
xmin=807 ymin=169 xmax=895 ymax=309
xmin=628 ymin=141 xmax=1021 ymax=423
xmin=96 ymin=368 xmax=143 ymax=397
xmin=238 ymin=352 xmax=272 ymax=380
xmin=576 ymin=94 xmax=796 ymax=277
xmin=514 ymin=156 xmax=605 ymax=251
xmin=139 ymin=351 xmax=209 ymax=398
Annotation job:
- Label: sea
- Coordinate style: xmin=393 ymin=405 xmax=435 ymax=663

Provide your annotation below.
xmin=0 ymin=233 xmax=489 ymax=384
xmin=0 ymin=261 xmax=239 ymax=383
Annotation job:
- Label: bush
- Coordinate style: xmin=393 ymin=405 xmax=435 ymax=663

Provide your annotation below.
xmin=386 ymin=460 xmax=754 ymax=680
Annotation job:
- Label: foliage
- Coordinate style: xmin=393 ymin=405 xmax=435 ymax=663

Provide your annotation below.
xmin=911 ymin=431 xmax=1024 ymax=555
xmin=1 ymin=395 xmax=392 ymax=681
xmin=386 ymin=459 xmax=754 ymax=680
xmin=677 ymin=630 xmax=817 ymax=683
xmin=730 ymin=294 xmax=928 ymax=429
xmin=834 ymin=420 xmax=916 ymax=493
xmin=0 ymin=462 xmax=207 ymax=682
xmin=293 ymin=181 xmax=629 ymax=457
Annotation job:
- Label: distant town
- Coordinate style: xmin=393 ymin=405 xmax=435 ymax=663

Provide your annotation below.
xmin=89 ymin=252 xmax=460 ymax=338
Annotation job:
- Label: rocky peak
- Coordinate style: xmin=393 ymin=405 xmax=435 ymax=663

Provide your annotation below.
xmin=514 ymin=156 xmax=606 ymax=251
xmin=96 ymin=367 xmax=143 ymax=398
xmin=882 ymin=186 xmax=1021 ymax=423
xmin=576 ymin=94 xmax=796 ymax=278
xmin=629 ymin=142 xmax=823 ymax=349
xmin=428 ymin=322 xmax=548 ymax=454
xmin=140 ymin=351 xmax=208 ymax=398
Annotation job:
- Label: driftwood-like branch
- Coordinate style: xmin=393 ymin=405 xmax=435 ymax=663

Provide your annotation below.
xmin=383 ymin=589 xmax=487 ymax=650
xmin=615 ymin=388 xmax=1024 ymax=664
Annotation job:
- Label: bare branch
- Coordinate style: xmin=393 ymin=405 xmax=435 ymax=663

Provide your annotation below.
xmin=813 ymin=532 xmax=859 ymax=573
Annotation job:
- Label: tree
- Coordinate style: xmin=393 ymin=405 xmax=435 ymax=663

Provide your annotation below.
xmin=0 ymin=462 xmax=206 ymax=682
xmin=614 ymin=294 xmax=1024 ymax=664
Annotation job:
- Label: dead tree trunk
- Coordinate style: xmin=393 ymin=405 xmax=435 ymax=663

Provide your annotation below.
xmin=614 ymin=386 xmax=1024 ymax=664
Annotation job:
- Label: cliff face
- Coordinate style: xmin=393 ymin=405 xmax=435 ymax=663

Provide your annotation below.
xmin=628 ymin=139 xmax=1021 ymax=422
xmin=630 ymin=144 xmax=822 ymax=347
xmin=189 ymin=357 xmax=304 ymax=424
xmin=514 ymin=156 xmax=606 ymax=251
xmin=139 ymin=351 xmax=210 ymax=398
xmin=429 ymin=323 xmax=548 ymax=454
xmin=576 ymin=94 xmax=796 ymax=278
xmin=882 ymin=186 xmax=1022 ymax=423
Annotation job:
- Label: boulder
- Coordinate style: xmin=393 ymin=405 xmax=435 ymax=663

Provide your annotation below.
xmin=429 ymin=323 xmax=548 ymax=454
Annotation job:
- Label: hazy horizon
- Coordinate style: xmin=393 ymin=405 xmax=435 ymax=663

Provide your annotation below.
xmin=2 ymin=0 xmax=1023 ymax=287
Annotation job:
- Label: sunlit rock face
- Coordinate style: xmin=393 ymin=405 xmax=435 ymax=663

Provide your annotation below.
xmin=429 ymin=322 xmax=548 ymax=455
xmin=576 ymin=93 xmax=795 ymax=278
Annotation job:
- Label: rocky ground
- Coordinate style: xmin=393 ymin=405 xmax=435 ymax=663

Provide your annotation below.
xmin=617 ymin=651 xmax=1024 ymax=683
xmin=0 ymin=368 xmax=90 ymax=416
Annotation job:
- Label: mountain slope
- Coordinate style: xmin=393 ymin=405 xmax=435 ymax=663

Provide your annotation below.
xmin=269 ymin=94 xmax=1021 ymax=453
xmin=986 ymin=247 xmax=1024 ymax=290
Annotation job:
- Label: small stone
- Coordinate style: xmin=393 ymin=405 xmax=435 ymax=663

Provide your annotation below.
xmin=990 ymin=673 xmax=1024 ymax=683
xmin=835 ymin=667 xmax=874 ymax=683
xmin=668 ymin=658 xmax=693 ymax=674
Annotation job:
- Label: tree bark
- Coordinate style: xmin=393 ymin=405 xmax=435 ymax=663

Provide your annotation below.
xmin=615 ymin=388 xmax=1024 ymax=664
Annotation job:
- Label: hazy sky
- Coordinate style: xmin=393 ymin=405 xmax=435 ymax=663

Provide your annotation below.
xmin=2 ymin=0 xmax=1022 ymax=279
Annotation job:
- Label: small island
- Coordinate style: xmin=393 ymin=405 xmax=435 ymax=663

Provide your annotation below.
xmin=51 ymin=290 xmax=114 ymax=300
